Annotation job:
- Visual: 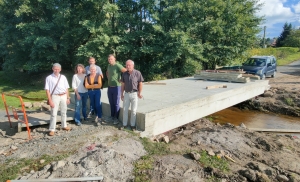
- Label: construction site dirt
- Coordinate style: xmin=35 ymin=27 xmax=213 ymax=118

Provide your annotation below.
xmin=0 ymin=61 xmax=299 ymax=182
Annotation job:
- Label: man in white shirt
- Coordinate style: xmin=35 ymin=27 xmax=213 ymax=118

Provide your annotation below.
xmin=45 ymin=63 xmax=71 ymax=136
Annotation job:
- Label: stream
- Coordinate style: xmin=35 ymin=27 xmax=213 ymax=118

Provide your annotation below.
xmin=210 ymin=107 xmax=300 ymax=137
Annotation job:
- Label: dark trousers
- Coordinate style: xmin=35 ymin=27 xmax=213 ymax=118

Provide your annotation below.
xmin=88 ymin=89 xmax=102 ymax=118
xmin=107 ymin=86 xmax=121 ymax=118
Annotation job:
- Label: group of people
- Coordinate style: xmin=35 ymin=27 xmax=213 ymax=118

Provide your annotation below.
xmin=44 ymin=55 xmax=144 ymax=136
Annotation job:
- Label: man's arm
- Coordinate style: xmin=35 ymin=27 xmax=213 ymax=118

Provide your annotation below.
xmin=46 ymin=90 xmax=55 ymax=108
xmin=121 ymin=82 xmax=125 ymax=101
xmin=121 ymin=67 xmax=127 ymax=73
xmin=66 ymin=88 xmax=70 ymax=104
xmin=137 ymin=82 xmax=143 ymax=99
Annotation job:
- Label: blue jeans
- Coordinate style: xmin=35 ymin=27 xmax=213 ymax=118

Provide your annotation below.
xmin=74 ymin=92 xmax=88 ymax=123
xmin=107 ymin=86 xmax=121 ymax=119
xmin=88 ymin=89 xmax=102 ymax=118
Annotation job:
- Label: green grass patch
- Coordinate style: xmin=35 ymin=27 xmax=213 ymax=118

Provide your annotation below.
xmin=284 ymin=97 xmax=294 ymax=106
xmin=140 ymin=137 xmax=170 ymax=155
xmin=0 ymin=153 xmax=72 ymax=181
xmin=198 ymin=150 xmax=229 ymax=173
xmin=133 ymin=155 xmax=153 ymax=182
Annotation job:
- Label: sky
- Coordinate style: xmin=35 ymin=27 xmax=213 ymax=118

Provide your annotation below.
xmin=257 ymin=0 xmax=300 ymax=39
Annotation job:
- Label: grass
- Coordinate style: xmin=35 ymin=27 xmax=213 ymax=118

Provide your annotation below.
xmin=284 ymin=97 xmax=294 ymax=106
xmin=0 ymin=153 xmax=73 ymax=181
xmin=133 ymin=137 xmax=171 ymax=181
xmin=198 ymin=150 xmax=229 ymax=173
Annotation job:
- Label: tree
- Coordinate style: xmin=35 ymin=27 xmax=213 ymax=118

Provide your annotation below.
xmin=283 ymin=29 xmax=300 ymax=48
xmin=276 ymin=22 xmax=292 ymax=47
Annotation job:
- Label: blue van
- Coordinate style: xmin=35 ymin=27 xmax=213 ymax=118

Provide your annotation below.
xmin=241 ymin=56 xmax=277 ymax=80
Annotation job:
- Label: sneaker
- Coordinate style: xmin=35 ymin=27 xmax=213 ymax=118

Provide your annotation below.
xmin=131 ymin=126 xmax=136 ymax=131
xmin=62 ymin=127 xmax=71 ymax=131
xmin=119 ymin=126 xmax=125 ymax=130
xmin=113 ymin=118 xmax=119 ymax=125
xmin=83 ymin=118 xmax=88 ymax=122
xmin=49 ymin=131 xmax=55 ymax=136
xmin=95 ymin=116 xmax=98 ymax=122
xmin=76 ymin=122 xmax=82 ymax=126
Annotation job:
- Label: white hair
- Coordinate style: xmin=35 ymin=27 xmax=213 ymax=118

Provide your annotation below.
xmin=52 ymin=63 xmax=61 ymax=68
xmin=126 ymin=60 xmax=134 ymax=65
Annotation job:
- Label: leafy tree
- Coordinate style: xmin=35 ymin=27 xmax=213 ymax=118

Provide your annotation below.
xmin=276 ymin=22 xmax=292 ymax=47
xmin=283 ymin=29 xmax=300 ymax=48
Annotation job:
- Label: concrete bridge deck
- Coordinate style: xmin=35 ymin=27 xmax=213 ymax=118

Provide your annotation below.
xmin=101 ymin=77 xmax=269 ymax=137
xmin=14 ymin=77 xmax=269 ymax=137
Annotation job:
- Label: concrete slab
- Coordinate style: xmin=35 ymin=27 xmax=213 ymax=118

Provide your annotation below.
xmin=16 ymin=77 xmax=269 ymax=136
xmin=99 ymin=77 xmax=269 ymax=137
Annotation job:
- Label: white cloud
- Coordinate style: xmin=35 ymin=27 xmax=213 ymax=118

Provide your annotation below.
xmin=292 ymin=2 xmax=300 ymax=13
xmin=257 ymin=0 xmax=295 ymax=28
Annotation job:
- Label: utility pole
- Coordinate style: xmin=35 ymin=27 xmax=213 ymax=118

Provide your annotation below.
xmin=263 ymin=26 xmax=266 ymax=48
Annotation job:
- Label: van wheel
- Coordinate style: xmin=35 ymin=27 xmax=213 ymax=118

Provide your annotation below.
xmin=271 ymin=71 xmax=276 ymax=78
xmin=262 ymin=74 xmax=266 ymax=80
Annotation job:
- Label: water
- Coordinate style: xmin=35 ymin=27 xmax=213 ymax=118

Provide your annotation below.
xmin=209 ymin=107 xmax=300 ymax=137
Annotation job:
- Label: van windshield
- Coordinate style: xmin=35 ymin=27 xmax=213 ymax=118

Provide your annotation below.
xmin=243 ymin=58 xmax=266 ymax=67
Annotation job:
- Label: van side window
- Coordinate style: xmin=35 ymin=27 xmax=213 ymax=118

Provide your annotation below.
xmin=266 ymin=58 xmax=271 ymax=64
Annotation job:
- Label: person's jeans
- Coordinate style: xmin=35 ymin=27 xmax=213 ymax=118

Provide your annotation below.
xmin=107 ymin=86 xmax=121 ymax=119
xmin=122 ymin=92 xmax=138 ymax=127
xmin=88 ymin=89 xmax=102 ymax=118
xmin=74 ymin=92 xmax=88 ymax=123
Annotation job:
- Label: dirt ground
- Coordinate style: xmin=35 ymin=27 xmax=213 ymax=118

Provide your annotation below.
xmin=0 ymin=62 xmax=300 ymax=182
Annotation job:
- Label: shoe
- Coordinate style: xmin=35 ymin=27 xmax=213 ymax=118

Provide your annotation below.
xmin=95 ymin=116 xmax=98 ymax=122
xmin=119 ymin=126 xmax=125 ymax=130
xmin=49 ymin=131 xmax=55 ymax=136
xmin=131 ymin=126 xmax=136 ymax=131
xmin=63 ymin=127 xmax=71 ymax=131
xmin=76 ymin=122 xmax=82 ymax=126
xmin=83 ymin=118 xmax=88 ymax=122
xmin=99 ymin=118 xmax=106 ymax=125
xmin=113 ymin=118 xmax=119 ymax=125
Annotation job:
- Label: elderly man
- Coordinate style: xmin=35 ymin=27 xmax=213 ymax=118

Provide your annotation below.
xmin=120 ymin=60 xmax=144 ymax=131
xmin=106 ymin=54 xmax=126 ymax=125
xmin=45 ymin=63 xmax=71 ymax=136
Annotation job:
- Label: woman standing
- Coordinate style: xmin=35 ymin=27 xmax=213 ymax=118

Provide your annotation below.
xmin=72 ymin=64 xmax=88 ymax=126
xmin=84 ymin=64 xmax=103 ymax=124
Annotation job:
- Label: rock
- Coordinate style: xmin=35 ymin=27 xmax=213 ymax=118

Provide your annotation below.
xmin=42 ymin=104 xmax=51 ymax=111
xmin=33 ymin=102 xmax=42 ymax=108
xmin=224 ymin=123 xmax=234 ymax=128
xmin=40 ymin=159 xmax=45 ymax=164
xmin=197 ymin=140 xmax=201 ymax=145
xmin=207 ymin=149 xmax=215 ymax=156
xmin=11 ymin=145 xmax=18 ymax=150
xmin=256 ymin=172 xmax=271 ymax=182
xmin=216 ymin=150 xmax=225 ymax=158
xmin=154 ymin=134 xmax=165 ymax=142
xmin=276 ymin=174 xmax=289 ymax=182
xmin=52 ymin=161 xmax=66 ymax=171
xmin=240 ymin=123 xmax=247 ymax=129
xmin=24 ymin=102 xmax=32 ymax=108
xmin=239 ymin=169 xmax=257 ymax=181
xmin=183 ymin=130 xmax=193 ymax=136
xmin=263 ymin=91 xmax=273 ymax=97
xmin=190 ymin=151 xmax=200 ymax=160
xmin=30 ymin=170 xmax=35 ymax=174
xmin=0 ymin=129 xmax=6 ymax=137
xmin=163 ymin=136 xmax=169 ymax=143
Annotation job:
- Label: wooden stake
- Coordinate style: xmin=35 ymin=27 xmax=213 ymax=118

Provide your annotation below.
xmin=206 ymin=84 xmax=227 ymax=89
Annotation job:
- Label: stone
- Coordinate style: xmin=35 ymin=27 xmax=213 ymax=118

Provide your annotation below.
xmin=239 ymin=169 xmax=257 ymax=182
xmin=197 ymin=140 xmax=201 ymax=145
xmin=24 ymin=102 xmax=32 ymax=108
xmin=52 ymin=161 xmax=66 ymax=171
xmin=276 ymin=175 xmax=289 ymax=182
xmin=240 ymin=123 xmax=247 ymax=129
xmin=183 ymin=130 xmax=193 ymax=136
xmin=256 ymin=172 xmax=271 ymax=182
xmin=33 ymin=102 xmax=42 ymax=108
xmin=42 ymin=104 xmax=51 ymax=111
xmin=11 ymin=145 xmax=18 ymax=150
xmin=190 ymin=151 xmax=200 ymax=160
xmin=40 ymin=159 xmax=45 ymax=164
xmin=30 ymin=170 xmax=35 ymax=174
xmin=207 ymin=149 xmax=215 ymax=156
xmin=263 ymin=91 xmax=273 ymax=97
xmin=163 ymin=136 xmax=169 ymax=143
